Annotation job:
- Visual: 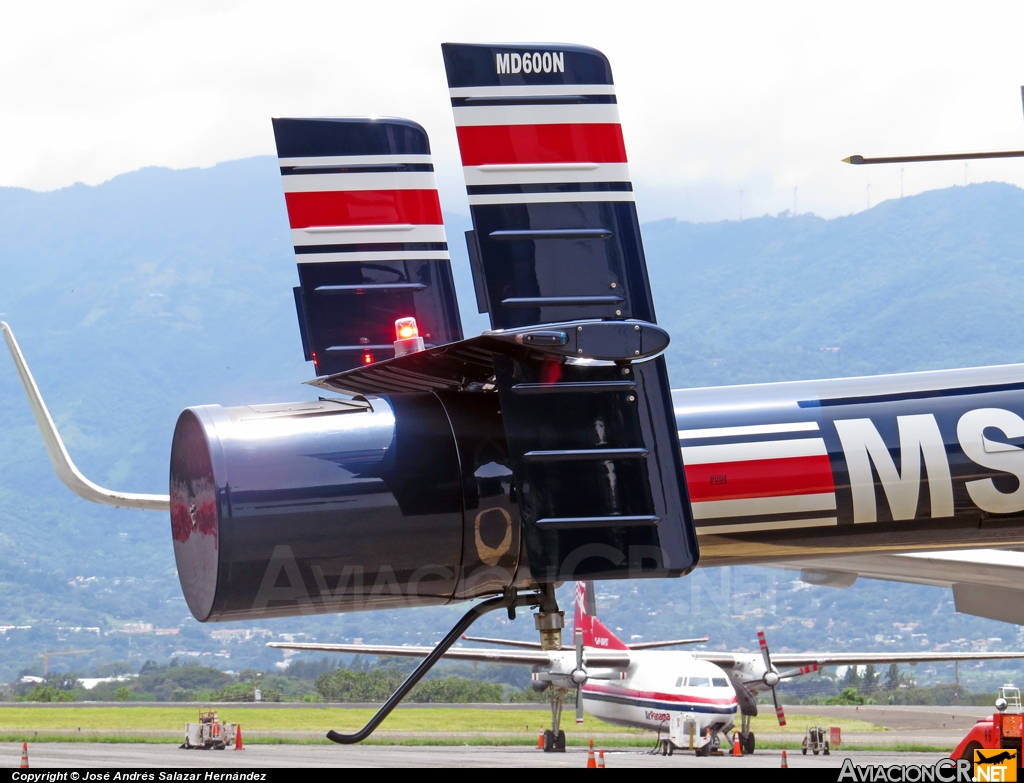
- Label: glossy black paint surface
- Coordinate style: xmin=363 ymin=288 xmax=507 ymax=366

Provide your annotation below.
xmin=437 ymin=391 xmax=523 ymax=599
xmin=169 ymin=394 xmax=520 ymax=621
xmin=470 ymin=202 xmax=654 ymax=331
xmin=441 ymin=43 xmax=614 ymax=88
xmin=271 ymin=117 xmax=430 ymax=158
xmin=272 ymin=117 xmax=464 ymax=376
xmin=296 ymin=259 xmax=463 ymax=375
xmin=494 ymin=355 xmax=695 ymax=580
xmin=442 ymin=42 xmax=697 ymax=583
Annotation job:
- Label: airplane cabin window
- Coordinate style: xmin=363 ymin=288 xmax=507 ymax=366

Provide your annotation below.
xmin=712 ymin=678 xmax=729 ymax=688
xmin=688 ymin=677 xmax=710 ymax=687
xmin=675 ymin=677 xmax=685 ymax=687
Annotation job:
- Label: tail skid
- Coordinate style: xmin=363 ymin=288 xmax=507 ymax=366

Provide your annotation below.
xmin=1 ymin=322 xmax=170 ymax=511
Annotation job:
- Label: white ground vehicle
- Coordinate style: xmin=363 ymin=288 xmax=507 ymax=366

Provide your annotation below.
xmin=181 ymin=709 xmax=237 ymax=750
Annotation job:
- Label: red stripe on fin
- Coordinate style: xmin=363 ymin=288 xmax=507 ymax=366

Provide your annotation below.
xmin=455 ymin=124 xmax=627 ymax=166
xmin=284 ymin=190 xmax=443 ymax=229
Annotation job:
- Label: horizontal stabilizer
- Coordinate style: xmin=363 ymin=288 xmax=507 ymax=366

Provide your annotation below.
xmin=307 ymin=318 xmax=671 ymax=396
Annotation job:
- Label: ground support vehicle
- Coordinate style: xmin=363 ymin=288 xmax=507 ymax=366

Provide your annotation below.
xmin=181 ymin=709 xmax=237 ymax=750
xmin=802 ymin=726 xmax=831 ymax=755
xmin=953 ymin=686 xmax=1024 ymax=769
xmin=662 ymin=715 xmax=730 ymax=756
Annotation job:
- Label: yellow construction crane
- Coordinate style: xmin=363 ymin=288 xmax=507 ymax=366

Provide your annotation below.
xmin=37 ymin=650 xmax=95 ymax=676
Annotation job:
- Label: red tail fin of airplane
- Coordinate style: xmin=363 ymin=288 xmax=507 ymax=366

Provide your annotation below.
xmin=573 ymin=581 xmax=629 ymax=650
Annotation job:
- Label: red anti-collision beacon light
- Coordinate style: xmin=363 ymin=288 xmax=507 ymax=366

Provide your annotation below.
xmin=395 ymin=317 xmax=418 ymax=341
xmin=393 ymin=317 xmax=425 ymax=358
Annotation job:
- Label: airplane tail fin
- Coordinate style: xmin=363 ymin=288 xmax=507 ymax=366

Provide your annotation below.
xmin=272 ymin=117 xmax=463 ymax=376
xmin=438 ymin=43 xmax=698 ymax=583
xmin=573 ymin=581 xmax=629 ymax=650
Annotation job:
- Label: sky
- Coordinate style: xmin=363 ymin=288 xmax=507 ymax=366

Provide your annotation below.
xmin=3 ymin=0 xmax=1024 ymax=222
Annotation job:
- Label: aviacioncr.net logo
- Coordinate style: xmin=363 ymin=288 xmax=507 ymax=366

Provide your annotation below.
xmin=838 ymin=758 xmax=972 ymax=782
xmin=974 ymin=748 xmax=1017 ymax=782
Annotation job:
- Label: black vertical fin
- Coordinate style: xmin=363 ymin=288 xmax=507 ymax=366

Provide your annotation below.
xmin=272 ymin=117 xmax=463 ymax=375
xmin=442 ymin=43 xmax=697 ymax=581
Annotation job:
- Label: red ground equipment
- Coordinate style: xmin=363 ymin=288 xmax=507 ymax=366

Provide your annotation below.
xmin=953 ymin=685 xmax=1023 ymax=769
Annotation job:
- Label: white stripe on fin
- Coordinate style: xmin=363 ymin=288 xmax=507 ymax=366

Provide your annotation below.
xmin=453 ymin=104 xmax=621 ymax=127
xmin=468 ymin=191 xmax=635 ymax=206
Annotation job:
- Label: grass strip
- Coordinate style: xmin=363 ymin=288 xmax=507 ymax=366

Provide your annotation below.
xmin=0 ymin=707 xmax=882 ymax=734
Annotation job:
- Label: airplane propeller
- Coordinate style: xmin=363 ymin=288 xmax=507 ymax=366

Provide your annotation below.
xmin=572 ymin=629 xmax=587 ymax=724
xmin=757 ymin=630 xmax=786 ymax=726
xmin=741 ymin=630 xmax=821 ymax=726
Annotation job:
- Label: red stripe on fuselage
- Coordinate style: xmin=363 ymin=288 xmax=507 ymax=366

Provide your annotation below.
xmin=456 ymin=124 xmax=627 ymax=166
xmin=685 ymin=455 xmax=835 ymax=502
xmin=583 ymin=682 xmax=737 ymax=706
xmin=284 ymin=190 xmax=443 ymax=229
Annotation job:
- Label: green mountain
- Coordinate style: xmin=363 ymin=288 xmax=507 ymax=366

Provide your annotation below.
xmin=1 ymin=157 xmax=1023 ymax=685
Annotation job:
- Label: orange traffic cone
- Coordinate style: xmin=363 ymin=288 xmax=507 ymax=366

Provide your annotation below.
xmin=732 ymin=732 xmax=742 ymax=756
xmin=20 ymin=742 xmax=28 ymax=768
xmin=597 ymin=749 xmax=606 ymax=768
xmin=781 ymin=750 xmax=789 ymax=768
xmin=586 ymin=739 xmax=596 ymax=768
xmin=235 ymin=724 xmax=243 ymax=750
xmin=537 ymin=726 xmax=544 ymax=750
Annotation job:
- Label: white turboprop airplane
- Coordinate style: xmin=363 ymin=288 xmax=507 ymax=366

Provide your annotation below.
xmin=270 ymin=582 xmax=1024 ymax=755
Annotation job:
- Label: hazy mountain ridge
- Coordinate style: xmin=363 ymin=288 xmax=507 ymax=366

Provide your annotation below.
xmin=1 ymin=156 xmax=1023 ymax=681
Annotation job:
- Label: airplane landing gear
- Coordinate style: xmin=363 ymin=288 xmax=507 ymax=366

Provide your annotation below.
xmin=743 ymin=732 xmax=755 ymax=754
xmin=543 ymin=688 xmax=567 ymax=752
xmin=695 ymin=730 xmax=721 ymax=757
xmin=534 ymin=584 xmax=568 ymax=753
xmin=739 ymin=712 xmax=755 ymax=754
xmin=542 ymin=728 xmax=566 ymax=752
xmin=534 ymin=583 xmax=564 ymax=651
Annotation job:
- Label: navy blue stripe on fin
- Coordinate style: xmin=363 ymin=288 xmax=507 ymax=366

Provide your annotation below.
xmin=295 ymin=242 xmax=449 ymax=255
xmin=467 ymin=183 xmax=633 ymax=195
xmin=442 ymin=43 xmax=613 ymax=88
xmin=272 ymin=117 xmax=430 ymax=159
xmin=451 ymin=95 xmax=617 ymax=107
xmin=281 ymin=164 xmax=435 ymax=175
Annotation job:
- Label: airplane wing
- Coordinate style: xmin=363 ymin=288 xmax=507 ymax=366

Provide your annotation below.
xmin=461 ymin=633 xmax=709 ymax=651
xmin=768 ymin=651 xmax=1024 ymax=668
xmin=629 ymin=636 xmax=710 ymax=650
xmin=697 ymin=650 xmax=1024 ymax=668
xmin=460 ymin=635 xmax=544 ymax=649
xmin=266 ymin=642 xmax=631 ymax=669
xmin=777 ymin=549 xmax=1024 ymax=625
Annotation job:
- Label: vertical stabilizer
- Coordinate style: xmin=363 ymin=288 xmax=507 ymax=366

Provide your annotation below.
xmin=441 ymin=43 xmax=698 ymax=582
xmin=573 ymin=581 xmax=629 ymax=650
xmin=273 ymin=118 xmax=463 ymax=375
